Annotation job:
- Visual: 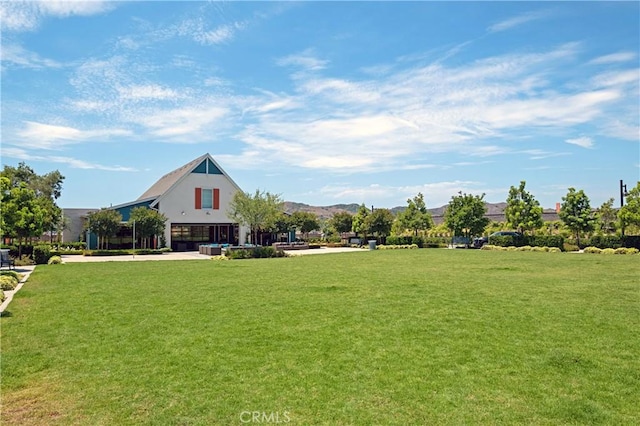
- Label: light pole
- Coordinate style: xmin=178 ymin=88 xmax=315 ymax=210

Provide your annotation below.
xmin=620 ymin=180 xmax=629 ymax=236
xmin=132 ymin=219 xmax=136 ymax=257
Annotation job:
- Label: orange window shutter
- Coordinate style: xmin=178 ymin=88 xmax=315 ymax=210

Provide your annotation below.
xmin=213 ymin=188 xmax=220 ymax=210
xmin=195 ymin=187 xmax=202 ymax=209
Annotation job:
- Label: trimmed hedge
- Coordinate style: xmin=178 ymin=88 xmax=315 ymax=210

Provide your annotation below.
xmin=0 ymin=275 xmax=18 ymax=291
xmin=489 ymin=235 xmax=564 ymax=249
xmin=33 ymin=245 xmax=52 ymax=265
xmin=226 ymin=247 xmax=285 ymax=259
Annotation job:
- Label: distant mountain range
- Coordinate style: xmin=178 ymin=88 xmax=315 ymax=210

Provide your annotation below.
xmin=284 ymin=201 xmax=560 ymax=224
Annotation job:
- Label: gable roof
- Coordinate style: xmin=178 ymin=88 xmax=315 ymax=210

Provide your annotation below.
xmin=137 ymin=154 xmax=242 ymax=205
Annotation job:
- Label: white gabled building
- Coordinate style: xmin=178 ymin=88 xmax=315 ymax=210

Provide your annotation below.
xmin=103 ymin=154 xmax=248 ymax=251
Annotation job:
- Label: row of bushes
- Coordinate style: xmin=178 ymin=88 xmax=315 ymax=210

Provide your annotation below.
xmin=583 ymin=247 xmax=639 ymax=255
xmin=1 ymin=242 xmax=87 ymax=258
xmin=481 ymin=245 xmax=562 ymax=253
xmin=489 ymin=235 xmax=565 ymax=249
xmin=82 ymin=249 xmax=169 ymax=256
xmin=225 ymin=246 xmax=286 ymax=259
xmin=385 ymin=236 xmax=448 ymax=248
xmin=376 ymin=244 xmax=420 ymax=250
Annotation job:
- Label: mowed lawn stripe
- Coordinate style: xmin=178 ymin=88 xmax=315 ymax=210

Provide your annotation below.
xmin=1 ymin=250 xmax=639 ymax=425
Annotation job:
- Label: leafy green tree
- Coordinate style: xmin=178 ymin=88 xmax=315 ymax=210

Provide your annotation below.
xmin=1 ymin=162 xmax=65 ymax=241
xmin=444 ymin=192 xmax=490 ymax=240
xmin=618 ymin=182 xmax=640 ymax=235
xmin=87 ymin=209 xmax=123 ymax=249
xmin=596 ymin=198 xmax=618 ymax=235
xmin=289 ymin=211 xmax=320 ymax=240
xmin=1 ymin=183 xmax=46 ymax=257
xmin=365 ymin=208 xmax=395 ymax=240
xmin=228 ymin=189 xmax=283 ymax=245
xmin=505 ymin=181 xmax=543 ymax=235
xmin=330 ymin=211 xmax=353 ymax=236
xmin=351 ymin=204 xmax=370 ymax=238
xmin=128 ymin=207 xmax=168 ymax=249
xmin=396 ymin=192 xmax=433 ymax=236
xmin=559 ymin=188 xmax=596 ymax=246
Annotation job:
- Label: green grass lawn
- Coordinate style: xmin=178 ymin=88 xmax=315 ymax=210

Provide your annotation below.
xmin=1 ymin=250 xmax=639 ymax=425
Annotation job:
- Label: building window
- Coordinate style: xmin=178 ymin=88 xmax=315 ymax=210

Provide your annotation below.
xmin=202 ymin=189 xmax=213 ymax=209
xmin=195 ymin=187 xmax=220 ymax=210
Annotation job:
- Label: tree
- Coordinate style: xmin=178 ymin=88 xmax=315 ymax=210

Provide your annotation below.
xmin=351 ymin=204 xmax=370 ymax=238
xmin=596 ymin=198 xmax=618 ymax=235
xmin=504 ymin=181 xmax=543 ymax=235
xmin=618 ymin=182 xmax=640 ymax=235
xmin=330 ymin=211 xmax=353 ymax=236
xmin=396 ymin=192 xmax=433 ymax=236
xmin=365 ymin=208 xmax=394 ymax=240
xmin=128 ymin=207 xmax=168 ymax=249
xmin=444 ymin=192 xmax=490 ymax=240
xmin=1 ymin=162 xmax=65 ymax=242
xmin=1 ymin=183 xmax=46 ymax=257
xmin=559 ymin=188 xmax=596 ymax=246
xmin=87 ymin=209 xmax=123 ymax=249
xmin=289 ymin=211 xmax=320 ymax=240
xmin=227 ymin=189 xmax=283 ymax=245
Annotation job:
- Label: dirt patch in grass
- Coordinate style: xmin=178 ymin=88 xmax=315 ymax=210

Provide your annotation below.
xmin=1 ymin=379 xmax=76 ymax=425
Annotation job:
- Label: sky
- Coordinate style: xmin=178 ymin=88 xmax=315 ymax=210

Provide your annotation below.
xmin=1 ymin=1 xmax=639 ymax=210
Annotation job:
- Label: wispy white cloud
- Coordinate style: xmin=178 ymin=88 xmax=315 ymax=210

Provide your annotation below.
xmin=116 ymin=85 xmax=181 ymax=101
xmin=565 ymin=136 xmax=594 ymax=149
xmin=194 ymin=21 xmax=246 ymax=45
xmin=277 ymin=49 xmax=328 ymax=71
xmin=589 ymin=52 xmax=637 ymax=65
xmin=0 ymin=1 xmax=114 ymax=32
xmin=15 ymin=121 xmax=131 ymax=149
xmin=1 ymin=147 xmax=137 ymax=171
xmin=488 ymin=10 xmax=551 ymax=33
xmin=0 ymin=44 xmax=62 ymax=69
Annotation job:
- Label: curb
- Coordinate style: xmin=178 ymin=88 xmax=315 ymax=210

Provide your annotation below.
xmin=0 ymin=266 xmax=36 ymax=313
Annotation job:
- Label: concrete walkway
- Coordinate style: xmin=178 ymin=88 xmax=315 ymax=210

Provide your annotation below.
xmin=60 ymin=247 xmax=366 ymax=263
xmin=0 ymin=265 xmax=36 ymax=313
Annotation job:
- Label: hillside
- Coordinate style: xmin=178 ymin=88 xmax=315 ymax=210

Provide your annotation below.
xmin=284 ymin=201 xmax=559 ymax=223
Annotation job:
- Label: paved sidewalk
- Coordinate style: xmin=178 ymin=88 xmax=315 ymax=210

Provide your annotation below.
xmin=0 ymin=265 xmax=36 ymax=313
xmin=61 ymin=247 xmax=366 ymax=263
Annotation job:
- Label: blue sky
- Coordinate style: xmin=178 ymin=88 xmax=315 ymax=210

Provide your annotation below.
xmin=1 ymin=1 xmax=638 ymax=210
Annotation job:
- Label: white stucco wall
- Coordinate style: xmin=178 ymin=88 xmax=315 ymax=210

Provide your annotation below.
xmin=156 ymin=172 xmax=247 ymax=246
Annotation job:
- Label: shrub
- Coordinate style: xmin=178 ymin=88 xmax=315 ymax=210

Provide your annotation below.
xmin=622 ymin=235 xmax=640 ymax=250
xmin=527 ymin=235 xmax=564 ymax=249
xmin=584 ymin=247 xmax=602 ymax=254
xmin=531 ymin=246 xmax=549 ymax=252
xmin=423 ymin=237 xmax=447 ymax=248
xmin=548 ymin=247 xmax=562 ymax=253
xmin=625 ymin=247 xmax=639 ymax=255
xmin=516 ymin=246 xmax=532 ymax=251
xmin=225 ymin=246 xmax=285 ymax=259
xmin=614 ymin=247 xmax=629 ymax=255
xmin=0 ymin=270 xmax=21 ymax=280
xmin=0 ymin=289 xmax=4 ymax=302
xmin=378 ymin=244 xmax=419 ymax=250
xmin=211 ymin=255 xmax=229 ymax=261
xmin=506 ymin=246 xmax=518 ymax=251
xmin=0 ymin=275 xmax=18 ymax=291
xmin=588 ymin=235 xmax=622 ymax=249
xmin=33 ymin=245 xmax=52 ymax=265
xmin=48 ymin=256 xmax=63 ymax=265
xmin=563 ymin=243 xmax=579 ymax=252
xmin=601 ymin=248 xmax=616 ymax=255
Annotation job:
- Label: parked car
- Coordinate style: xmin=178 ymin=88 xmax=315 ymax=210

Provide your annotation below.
xmin=473 ymin=231 xmax=523 ymax=248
